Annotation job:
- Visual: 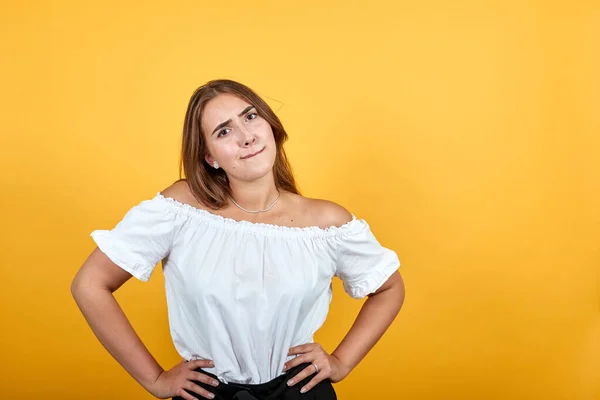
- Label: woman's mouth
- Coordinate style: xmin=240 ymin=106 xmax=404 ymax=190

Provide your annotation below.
xmin=241 ymin=147 xmax=265 ymax=159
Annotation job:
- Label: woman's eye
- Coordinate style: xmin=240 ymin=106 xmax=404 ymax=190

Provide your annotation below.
xmin=246 ymin=112 xmax=257 ymax=121
xmin=217 ymin=128 xmax=231 ymax=137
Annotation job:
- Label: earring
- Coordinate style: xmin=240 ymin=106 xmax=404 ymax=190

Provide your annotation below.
xmin=213 ymin=161 xmax=219 ymax=169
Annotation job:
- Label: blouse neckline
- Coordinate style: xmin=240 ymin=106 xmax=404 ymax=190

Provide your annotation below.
xmin=154 ymin=192 xmax=360 ymax=238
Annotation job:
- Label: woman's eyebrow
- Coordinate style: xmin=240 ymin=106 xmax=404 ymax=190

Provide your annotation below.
xmin=211 ymin=106 xmax=256 ymax=135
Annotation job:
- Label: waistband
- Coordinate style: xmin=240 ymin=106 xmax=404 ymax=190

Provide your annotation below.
xmin=174 ymin=362 xmax=335 ymax=400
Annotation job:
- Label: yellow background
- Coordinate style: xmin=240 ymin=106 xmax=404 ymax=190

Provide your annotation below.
xmin=1 ymin=1 xmax=598 ymax=398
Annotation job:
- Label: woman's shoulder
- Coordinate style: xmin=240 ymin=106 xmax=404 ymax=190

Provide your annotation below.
xmin=159 ymin=179 xmax=209 ymax=210
xmin=288 ymin=192 xmax=354 ymax=230
xmin=158 ymin=180 xmax=356 ymax=233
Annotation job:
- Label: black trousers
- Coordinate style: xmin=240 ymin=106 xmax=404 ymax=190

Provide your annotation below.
xmin=173 ymin=362 xmax=337 ymax=400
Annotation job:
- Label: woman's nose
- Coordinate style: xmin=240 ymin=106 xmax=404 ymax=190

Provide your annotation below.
xmin=239 ymin=126 xmax=255 ymax=146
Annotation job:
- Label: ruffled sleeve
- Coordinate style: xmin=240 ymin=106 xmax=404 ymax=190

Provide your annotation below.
xmin=334 ymin=219 xmax=400 ymax=299
xmin=89 ymin=195 xmax=179 ymax=282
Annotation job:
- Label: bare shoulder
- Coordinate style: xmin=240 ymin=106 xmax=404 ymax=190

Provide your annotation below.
xmin=314 ymin=199 xmax=353 ymax=228
xmin=291 ymin=193 xmax=353 ymax=229
xmin=159 ymin=179 xmax=207 ymax=210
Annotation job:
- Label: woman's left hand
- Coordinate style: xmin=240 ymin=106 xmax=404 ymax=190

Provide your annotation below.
xmin=283 ymin=343 xmax=351 ymax=394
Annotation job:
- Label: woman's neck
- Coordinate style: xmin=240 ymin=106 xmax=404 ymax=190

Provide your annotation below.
xmin=228 ymin=173 xmax=280 ymax=212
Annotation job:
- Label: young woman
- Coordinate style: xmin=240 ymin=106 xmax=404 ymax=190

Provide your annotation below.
xmin=71 ymin=79 xmax=405 ymax=400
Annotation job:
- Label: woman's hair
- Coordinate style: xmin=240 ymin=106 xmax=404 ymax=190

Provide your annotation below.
xmin=178 ymin=79 xmax=300 ymax=209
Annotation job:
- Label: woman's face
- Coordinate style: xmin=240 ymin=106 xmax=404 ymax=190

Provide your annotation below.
xmin=201 ymin=93 xmax=276 ymax=182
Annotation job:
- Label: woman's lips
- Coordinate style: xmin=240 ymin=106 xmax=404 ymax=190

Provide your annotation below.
xmin=241 ymin=147 xmax=265 ymax=159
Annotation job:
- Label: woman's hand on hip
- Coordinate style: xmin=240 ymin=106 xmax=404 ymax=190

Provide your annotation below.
xmin=283 ymin=343 xmax=351 ymax=393
xmin=149 ymin=359 xmax=220 ymax=400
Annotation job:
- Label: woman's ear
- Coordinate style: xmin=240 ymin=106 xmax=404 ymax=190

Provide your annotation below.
xmin=205 ymin=154 xmax=219 ymax=169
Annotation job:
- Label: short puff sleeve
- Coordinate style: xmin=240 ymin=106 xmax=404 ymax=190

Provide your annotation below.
xmin=334 ymin=219 xmax=400 ymax=299
xmin=90 ymin=196 xmax=178 ymax=282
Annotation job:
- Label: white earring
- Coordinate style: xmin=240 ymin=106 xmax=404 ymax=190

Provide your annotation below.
xmin=213 ymin=161 xmax=219 ymax=169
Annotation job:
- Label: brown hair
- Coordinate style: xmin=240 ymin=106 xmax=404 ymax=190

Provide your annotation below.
xmin=178 ymin=79 xmax=300 ymax=209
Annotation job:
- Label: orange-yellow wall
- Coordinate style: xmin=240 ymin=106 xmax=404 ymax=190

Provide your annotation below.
xmin=1 ymin=1 xmax=598 ymax=398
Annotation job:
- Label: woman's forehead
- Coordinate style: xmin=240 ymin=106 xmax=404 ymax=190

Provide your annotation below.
xmin=205 ymin=93 xmax=251 ymax=115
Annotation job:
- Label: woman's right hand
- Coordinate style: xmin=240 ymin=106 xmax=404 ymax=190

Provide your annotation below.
xmin=149 ymin=359 xmax=220 ymax=399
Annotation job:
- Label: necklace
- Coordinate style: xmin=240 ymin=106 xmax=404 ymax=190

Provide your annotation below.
xmin=228 ymin=191 xmax=281 ymax=214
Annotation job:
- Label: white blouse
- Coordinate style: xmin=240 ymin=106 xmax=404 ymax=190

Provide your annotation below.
xmin=90 ymin=192 xmax=400 ymax=384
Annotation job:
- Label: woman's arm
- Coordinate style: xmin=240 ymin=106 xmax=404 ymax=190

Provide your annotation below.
xmin=285 ymin=271 xmax=405 ymax=393
xmin=71 ymin=248 xmax=219 ymax=400
xmin=285 ymin=200 xmax=405 ymax=393
xmin=317 ymin=201 xmax=406 ymax=375
xmin=330 ymin=270 xmax=405 ymax=377
xmin=70 ymin=247 xmax=165 ymax=392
